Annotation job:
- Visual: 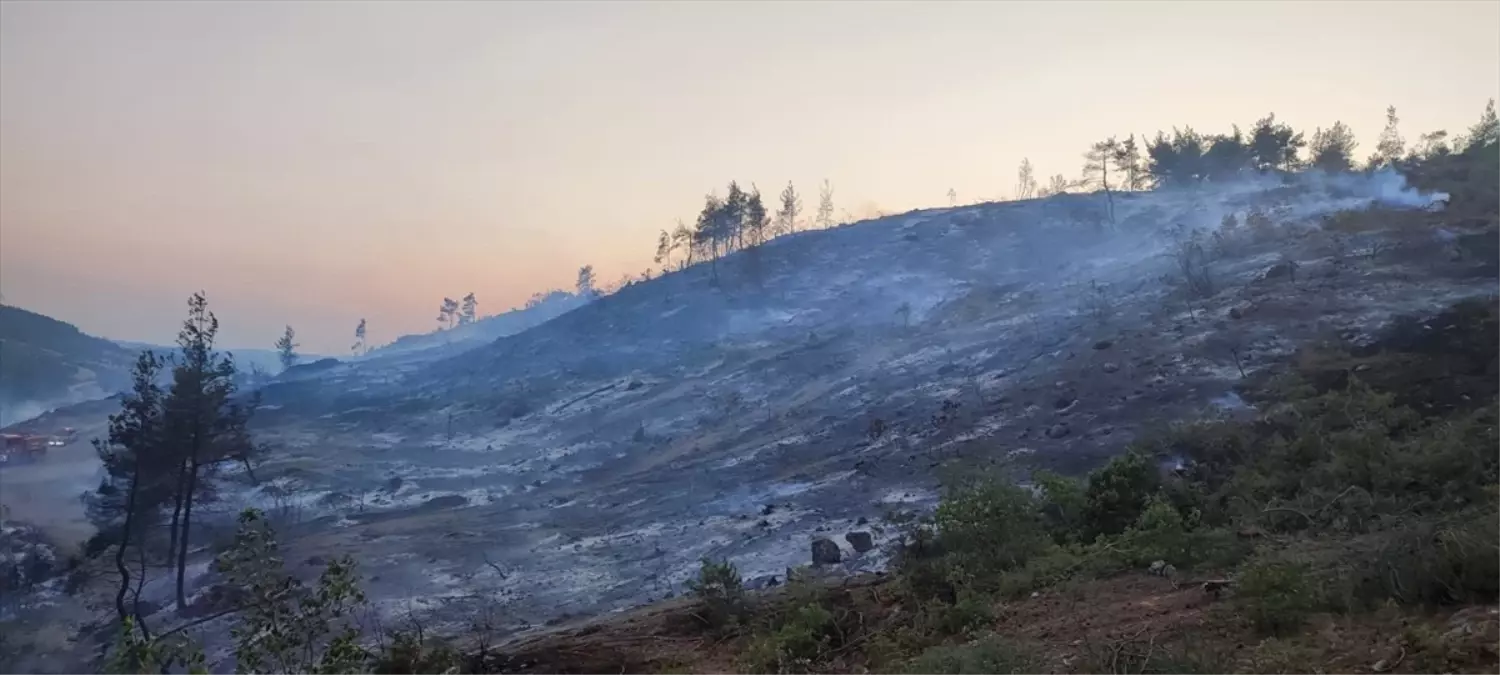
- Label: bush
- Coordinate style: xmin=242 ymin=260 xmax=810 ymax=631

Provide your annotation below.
xmin=739 ymin=603 xmax=836 ymax=674
xmin=1236 ymin=560 xmax=1321 ymax=636
xmin=687 ymin=557 xmax=747 ymax=628
xmin=370 ymin=631 xmax=461 ymax=674
xmin=900 ymin=634 xmax=1039 ymax=674
xmin=1082 ymin=452 xmax=1161 ymax=540
xmin=1325 ymin=512 xmax=1500 ymax=611
xmin=1032 ymin=470 xmax=1087 ymax=543
xmin=927 ymin=478 xmax=1050 ymax=594
xmin=935 ymin=592 xmax=994 ymax=636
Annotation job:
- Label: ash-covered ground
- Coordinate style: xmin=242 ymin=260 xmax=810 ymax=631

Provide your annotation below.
xmin=2 ymin=170 xmax=1493 ymax=671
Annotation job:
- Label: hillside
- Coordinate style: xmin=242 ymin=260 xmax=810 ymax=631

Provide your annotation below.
xmin=357 ymin=290 xmax=588 ymax=364
xmin=2 ymin=164 xmax=1495 ymax=673
xmin=0 ymin=305 xmax=136 ymax=426
xmin=232 ymin=170 xmax=1489 ymax=643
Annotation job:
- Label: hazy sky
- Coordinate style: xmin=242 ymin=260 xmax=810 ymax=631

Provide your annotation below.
xmin=2 ymin=1 xmax=1496 ymax=353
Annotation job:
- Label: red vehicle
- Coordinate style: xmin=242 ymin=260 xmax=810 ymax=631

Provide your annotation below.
xmin=0 ymin=433 xmax=50 ymax=466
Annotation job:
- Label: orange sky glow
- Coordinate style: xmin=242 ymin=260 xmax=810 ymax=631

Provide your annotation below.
xmin=2 ymin=0 xmax=1496 ymax=353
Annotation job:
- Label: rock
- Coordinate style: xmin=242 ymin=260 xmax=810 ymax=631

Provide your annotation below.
xmin=856 ymin=516 xmax=868 ymax=526
xmin=761 ymin=503 xmax=776 ymax=516
xmin=1053 ymin=395 xmax=1076 ymax=410
xmin=757 ymin=519 xmax=771 ymax=528
xmin=746 ymin=574 xmax=781 ymax=590
xmin=1102 ymin=362 xmax=1120 ymax=373
xmin=383 ymin=476 xmax=404 ymax=493
xmin=1093 ymin=339 xmax=1113 ymax=350
xmin=305 ymin=555 xmax=326 ymax=566
xmin=1261 ymin=259 xmax=1299 ymax=282
xmin=626 ymin=380 xmax=644 ymax=391
xmin=845 ymin=531 xmax=875 ymax=553
xmin=422 ymin=494 xmax=469 ymax=510
xmin=1045 ymin=423 xmax=1071 ymax=439
xmin=1228 ymin=306 xmax=1244 ymax=320
xmin=811 ymin=537 xmax=842 ymax=565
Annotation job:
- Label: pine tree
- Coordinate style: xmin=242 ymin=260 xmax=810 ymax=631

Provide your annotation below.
xmin=1111 ymin=136 xmax=1147 ymax=190
xmin=1016 ymin=158 xmax=1038 ymax=199
xmin=744 ymin=184 xmax=769 ymax=247
xmin=671 ymin=220 xmax=694 ymax=269
xmin=1203 ymin=125 xmax=1251 ymax=181
xmin=1083 ymin=137 xmax=1121 ymax=224
xmin=352 ymin=319 xmax=367 ymax=356
xmin=655 ymin=229 xmax=672 ymax=271
xmin=436 ymin=298 xmax=459 ymax=329
xmin=1247 ymin=113 xmax=1305 ymax=172
xmin=460 ymin=293 xmax=478 ymax=325
xmin=722 ymin=182 xmax=749 ymax=252
xmin=815 ymin=179 xmax=835 ymax=229
xmin=576 ymin=265 xmax=597 ymax=297
xmin=775 ymin=181 xmax=802 ymax=236
xmin=163 ymin=292 xmax=259 ymax=610
xmin=1465 ymin=99 xmax=1497 ymax=151
xmin=1369 ymin=105 xmax=1405 ymax=169
xmin=275 ymin=325 xmax=299 ymax=371
xmin=1309 ymin=121 xmax=1359 ymax=172
xmin=89 ymin=351 xmax=169 ymax=629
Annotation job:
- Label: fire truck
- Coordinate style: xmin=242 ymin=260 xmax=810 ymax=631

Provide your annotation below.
xmin=0 ymin=427 xmax=74 ymax=466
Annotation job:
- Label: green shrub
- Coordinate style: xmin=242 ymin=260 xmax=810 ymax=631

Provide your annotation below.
xmin=933 ymin=478 xmax=1049 ymax=579
xmin=1032 ymin=470 xmax=1087 ymax=543
xmin=935 ymin=592 xmax=994 ymax=636
xmin=1327 ymin=512 xmax=1500 ymax=610
xmin=370 ymin=631 xmax=461 ymax=674
xmin=739 ymin=602 xmax=837 ymax=673
xmin=687 ymin=557 xmax=747 ymax=628
xmin=1236 ymin=560 xmax=1321 ymax=636
xmin=900 ymin=634 xmax=1039 ymax=674
xmin=1082 ymin=452 xmax=1161 ymax=540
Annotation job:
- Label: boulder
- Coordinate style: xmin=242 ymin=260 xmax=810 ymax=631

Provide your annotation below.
xmin=811 ymin=537 xmax=842 ymax=565
xmin=1045 ymin=423 xmax=1071 ymax=439
xmin=845 ymin=531 xmax=875 ymax=553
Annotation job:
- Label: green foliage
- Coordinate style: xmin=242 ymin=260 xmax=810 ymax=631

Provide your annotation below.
xmin=934 ymin=591 xmax=994 ymax=636
xmin=687 ymin=557 xmax=748 ymax=628
xmin=1032 ymin=470 xmax=1087 ymax=543
xmin=217 ymin=508 xmax=371 ymax=674
xmin=1309 ymin=512 xmax=1500 ymax=612
xmin=924 ymin=477 xmax=1051 ymax=596
xmin=740 ymin=603 xmax=837 ymax=674
xmin=370 ymin=631 xmax=462 ymax=674
xmin=1081 ymin=452 xmax=1161 ymax=540
xmin=105 ymin=616 xmax=208 ymax=675
xmin=1236 ymin=560 xmax=1320 ymax=636
xmin=900 ymin=634 xmax=1039 ymax=674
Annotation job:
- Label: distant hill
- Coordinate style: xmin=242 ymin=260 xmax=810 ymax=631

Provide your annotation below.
xmin=359 ymin=290 xmax=588 ymax=362
xmin=112 ymin=341 xmax=325 ymax=376
xmin=0 ymin=304 xmax=137 ymax=426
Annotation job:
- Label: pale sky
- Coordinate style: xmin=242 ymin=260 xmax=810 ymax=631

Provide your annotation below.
xmin=1 ymin=1 xmax=1496 ymax=353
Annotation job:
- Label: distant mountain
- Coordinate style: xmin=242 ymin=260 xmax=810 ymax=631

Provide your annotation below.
xmin=0 ymin=305 xmax=137 ymax=426
xmin=112 ymin=341 xmax=325 ymax=376
xmin=359 ymin=290 xmax=588 ymax=362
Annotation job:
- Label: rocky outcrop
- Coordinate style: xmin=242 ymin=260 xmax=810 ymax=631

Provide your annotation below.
xmin=811 ymin=537 xmax=842 ymax=565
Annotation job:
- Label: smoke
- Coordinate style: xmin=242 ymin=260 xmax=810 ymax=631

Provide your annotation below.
xmin=0 ymin=400 xmax=54 ymax=428
xmin=1294 ymin=168 xmax=1448 ymax=211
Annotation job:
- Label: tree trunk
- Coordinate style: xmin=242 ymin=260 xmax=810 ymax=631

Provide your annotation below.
xmin=165 ymin=459 xmax=187 ymax=575
xmin=114 ymin=467 xmax=140 ymax=626
xmin=1102 ymin=165 xmax=1116 ymax=226
xmin=175 ymin=458 xmax=199 ymax=611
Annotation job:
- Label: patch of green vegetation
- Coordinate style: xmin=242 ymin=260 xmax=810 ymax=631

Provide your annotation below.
xmin=688 ymin=557 xmax=749 ymax=629
xmin=865 ymin=296 xmax=1500 ymax=667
